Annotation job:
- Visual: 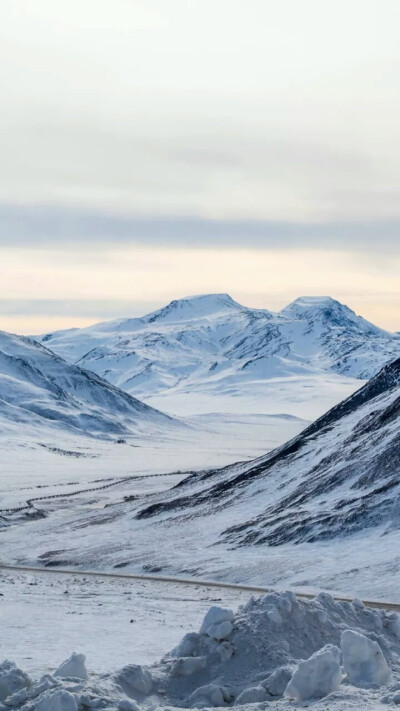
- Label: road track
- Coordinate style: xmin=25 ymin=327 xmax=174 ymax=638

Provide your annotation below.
xmin=1 ymin=563 xmax=399 ymax=612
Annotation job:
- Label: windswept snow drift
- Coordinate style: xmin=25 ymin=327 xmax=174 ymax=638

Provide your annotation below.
xmin=3 ymin=591 xmax=400 ymax=710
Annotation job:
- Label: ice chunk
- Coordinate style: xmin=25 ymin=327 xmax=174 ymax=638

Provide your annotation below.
xmin=118 ymin=701 xmax=140 ymax=711
xmin=170 ymin=633 xmax=201 ymax=658
xmin=0 ymin=660 xmax=31 ymax=702
xmin=263 ymin=665 xmax=294 ymax=697
xmin=341 ymin=629 xmax=391 ymax=687
xmin=216 ymin=641 xmax=234 ymax=661
xmin=284 ymin=645 xmax=341 ymax=701
xmin=188 ymin=683 xmax=233 ymax=708
xmin=115 ymin=665 xmax=153 ymax=697
xmin=35 ymin=689 xmax=78 ymax=711
xmin=171 ymin=656 xmax=207 ymax=676
xmin=267 ymin=609 xmax=282 ymax=626
xmin=54 ymin=654 xmax=88 ymax=681
xmin=234 ymin=686 xmax=269 ymax=705
xmin=200 ymin=606 xmax=234 ymax=640
xmin=352 ymin=597 xmax=365 ymax=610
xmin=384 ymin=613 xmax=400 ymax=639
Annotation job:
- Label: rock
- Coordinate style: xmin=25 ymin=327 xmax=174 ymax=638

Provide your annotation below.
xmin=284 ymin=645 xmax=341 ymax=701
xmin=54 ymin=654 xmax=88 ymax=681
xmin=341 ymin=629 xmax=391 ymax=687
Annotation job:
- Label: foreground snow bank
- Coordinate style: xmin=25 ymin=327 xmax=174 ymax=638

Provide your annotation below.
xmin=2 ymin=592 xmax=400 ymax=710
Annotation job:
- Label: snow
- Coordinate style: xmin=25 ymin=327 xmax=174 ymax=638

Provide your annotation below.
xmin=34 ymin=294 xmax=399 ymax=418
xmin=342 ymin=629 xmax=392 ymax=687
xmin=284 ymin=644 xmax=342 ymax=701
xmin=0 ymin=661 xmax=31 ymax=702
xmin=115 ymin=665 xmax=153 ymax=697
xmin=199 ymin=606 xmax=234 ymax=639
xmin=35 ymin=688 xmax=78 ymax=711
xmin=54 ymin=654 xmax=88 ymax=681
xmin=0 ymin=296 xmax=399 ymax=711
xmin=0 ymin=329 xmax=178 ymax=441
xmin=1 ymin=585 xmax=400 ymax=710
xmin=4 ymin=358 xmax=398 ymax=601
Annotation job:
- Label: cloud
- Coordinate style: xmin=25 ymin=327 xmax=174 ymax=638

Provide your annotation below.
xmin=0 ymin=203 xmax=399 ymax=254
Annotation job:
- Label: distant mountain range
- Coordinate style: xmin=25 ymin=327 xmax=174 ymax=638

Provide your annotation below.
xmin=0 ymin=330 xmax=178 ymax=440
xmin=36 ymin=294 xmax=399 ymax=417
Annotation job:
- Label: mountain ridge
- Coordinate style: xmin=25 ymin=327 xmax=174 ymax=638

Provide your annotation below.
xmin=34 ymin=295 xmax=399 ymax=414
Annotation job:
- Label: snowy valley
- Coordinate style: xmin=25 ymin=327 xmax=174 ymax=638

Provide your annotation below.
xmin=1 ymin=295 xmax=399 ymax=711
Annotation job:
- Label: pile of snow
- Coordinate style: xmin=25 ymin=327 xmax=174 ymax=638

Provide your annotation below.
xmin=2 ymin=592 xmax=400 ymax=709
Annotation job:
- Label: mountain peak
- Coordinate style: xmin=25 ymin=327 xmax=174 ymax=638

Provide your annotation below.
xmin=145 ymin=293 xmax=245 ymax=323
xmin=281 ymin=296 xmax=385 ymax=335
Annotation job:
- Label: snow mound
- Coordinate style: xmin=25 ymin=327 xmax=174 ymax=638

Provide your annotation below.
xmin=2 ymin=591 xmax=400 ymax=710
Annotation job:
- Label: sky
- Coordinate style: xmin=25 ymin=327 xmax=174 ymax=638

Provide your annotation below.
xmin=0 ymin=0 xmax=399 ymax=334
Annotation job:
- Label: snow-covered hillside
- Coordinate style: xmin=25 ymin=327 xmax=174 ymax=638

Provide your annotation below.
xmin=3 ymin=356 xmax=400 ymax=599
xmin=0 ymin=330 xmax=177 ymax=440
xmin=136 ymin=355 xmax=400 ymax=546
xmin=36 ymin=294 xmax=399 ymax=417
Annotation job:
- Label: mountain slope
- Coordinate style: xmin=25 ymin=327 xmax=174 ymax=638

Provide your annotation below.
xmin=36 ymin=295 xmax=399 ymax=418
xmin=0 ymin=330 xmax=177 ymax=439
xmin=5 ymin=356 xmax=400 ymax=600
xmin=136 ymin=356 xmax=400 ymax=549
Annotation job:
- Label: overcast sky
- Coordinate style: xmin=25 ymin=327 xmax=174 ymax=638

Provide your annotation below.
xmin=0 ymin=0 xmax=399 ymax=333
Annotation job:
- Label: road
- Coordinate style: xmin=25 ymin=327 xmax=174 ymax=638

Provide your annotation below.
xmin=1 ymin=562 xmax=399 ymax=612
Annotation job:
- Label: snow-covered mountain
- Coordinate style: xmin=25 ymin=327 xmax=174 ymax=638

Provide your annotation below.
xmin=6 ymin=355 xmax=400 ymax=599
xmin=36 ymin=295 xmax=399 ymax=417
xmin=136 ymin=355 xmax=400 ymax=549
xmin=0 ymin=330 xmax=177 ymax=439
